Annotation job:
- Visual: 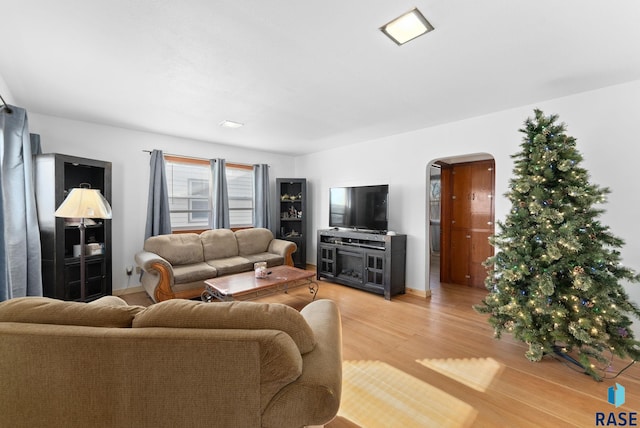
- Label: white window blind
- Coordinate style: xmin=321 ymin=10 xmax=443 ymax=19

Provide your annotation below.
xmin=164 ymin=156 xmax=254 ymax=230
xmin=227 ymin=167 xmax=254 ymax=227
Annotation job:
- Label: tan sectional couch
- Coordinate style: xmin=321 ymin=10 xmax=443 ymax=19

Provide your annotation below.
xmin=0 ymin=295 xmax=342 ymax=428
xmin=135 ymin=228 xmax=297 ymax=302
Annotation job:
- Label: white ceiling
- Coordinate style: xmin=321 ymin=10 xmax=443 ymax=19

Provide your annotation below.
xmin=2 ymin=1 xmax=640 ymax=155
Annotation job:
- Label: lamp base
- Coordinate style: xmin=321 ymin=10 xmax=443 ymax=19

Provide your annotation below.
xmin=79 ymin=219 xmax=86 ymax=301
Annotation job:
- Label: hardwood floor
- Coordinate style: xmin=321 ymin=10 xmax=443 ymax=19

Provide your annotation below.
xmin=121 ymin=280 xmax=640 ymax=427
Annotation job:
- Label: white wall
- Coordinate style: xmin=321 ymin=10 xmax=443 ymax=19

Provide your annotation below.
xmin=297 ymin=79 xmax=640 ymax=314
xmin=0 ymin=74 xmax=14 ymax=105
xmin=0 ymin=76 xmax=13 ymax=105
xmin=27 ymin=114 xmax=297 ymax=293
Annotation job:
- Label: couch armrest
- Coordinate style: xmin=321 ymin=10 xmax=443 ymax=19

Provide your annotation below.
xmin=134 ymin=251 xmax=176 ymax=302
xmin=88 ymin=296 xmax=130 ymax=307
xmin=262 ymin=299 xmax=342 ymax=428
xmin=268 ymin=239 xmax=297 ymax=266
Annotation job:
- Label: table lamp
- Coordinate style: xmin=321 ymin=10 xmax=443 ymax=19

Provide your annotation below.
xmin=55 ymin=185 xmax=112 ymax=301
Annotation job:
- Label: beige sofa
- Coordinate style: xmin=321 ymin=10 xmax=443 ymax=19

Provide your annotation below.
xmin=135 ymin=228 xmax=297 ymax=302
xmin=0 ymin=295 xmax=342 ymax=428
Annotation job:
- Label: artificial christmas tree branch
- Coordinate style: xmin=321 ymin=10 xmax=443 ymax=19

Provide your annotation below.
xmin=474 ymin=109 xmax=640 ymax=380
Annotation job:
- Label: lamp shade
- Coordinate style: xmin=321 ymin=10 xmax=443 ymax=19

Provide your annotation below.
xmin=55 ymin=188 xmax=112 ymax=219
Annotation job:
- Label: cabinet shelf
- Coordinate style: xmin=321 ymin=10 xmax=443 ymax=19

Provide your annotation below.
xmin=64 ymin=254 xmax=106 ymax=263
xmin=64 ymin=223 xmax=105 ymax=229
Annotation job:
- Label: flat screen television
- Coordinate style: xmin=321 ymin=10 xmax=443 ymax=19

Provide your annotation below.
xmin=329 ymin=184 xmax=388 ymax=232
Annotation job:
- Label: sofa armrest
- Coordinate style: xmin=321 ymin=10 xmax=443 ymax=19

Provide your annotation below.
xmin=262 ymin=299 xmax=342 ymax=428
xmin=88 ymin=296 xmax=130 ymax=307
xmin=268 ymin=239 xmax=297 ymax=266
xmin=134 ymin=251 xmax=176 ymax=302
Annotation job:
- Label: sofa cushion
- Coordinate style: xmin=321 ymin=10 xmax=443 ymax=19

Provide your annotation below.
xmin=172 ymin=262 xmax=218 ymax=283
xmin=133 ymin=299 xmax=317 ymax=354
xmin=242 ymin=252 xmax=285 ymax=267
xmin=235 ymin=228 xmax=274 ymax=256
xmin=201 ymin=229 xmax=239 ymax=260
xmin=144 ymin=233 xmax=204 ymax=265
xmin=206 ymin=256 xmax=254 ymax=276
xmin=0 ymin=297 xmax=145 ymax=328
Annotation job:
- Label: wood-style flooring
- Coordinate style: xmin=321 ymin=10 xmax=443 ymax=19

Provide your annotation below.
xmin=121 ymin=279 xmax=640 ymax=427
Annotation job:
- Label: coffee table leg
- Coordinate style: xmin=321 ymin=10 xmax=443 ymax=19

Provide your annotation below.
xmin=201 ymin=289 xmax=213 ymax=302
xmin=202 ymin=287 xmax=233 ymax=302
xmin=308 ymin=280 xmax=319 ymax=301
xmin=285 ymin=279 xmax=319 ymax=301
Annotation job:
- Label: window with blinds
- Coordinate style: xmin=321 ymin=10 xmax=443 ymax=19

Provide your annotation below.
xmin=164 ymin=156 xmax=254 ymax=230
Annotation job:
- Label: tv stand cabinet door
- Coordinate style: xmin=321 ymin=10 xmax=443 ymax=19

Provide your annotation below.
xmin=317 ymin=244 xmax=337 ymax=278
xmin=364 ymin=252 xmax=385 ymax=292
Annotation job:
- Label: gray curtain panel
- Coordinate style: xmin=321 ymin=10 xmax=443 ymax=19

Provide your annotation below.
xmin=210 ymin=158 xmax=230 ymax=229
xmin=253 ymin=164 xmax=271 ymax=230
xmin=30 ymin=133 xmax=42 ymax=155
xmin=0 ymin=105 xmax=43 ymax=301
xmin=144 ymin=149 xmax=172 ymax=240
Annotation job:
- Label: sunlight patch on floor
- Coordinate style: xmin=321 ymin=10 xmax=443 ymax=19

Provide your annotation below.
xmin=339 ymin=360 xmax=477 ymax=428
xmin=416 ymin=357 xmax=504 ymax=392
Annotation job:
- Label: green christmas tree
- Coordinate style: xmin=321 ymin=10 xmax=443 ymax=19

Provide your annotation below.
xmin=474 ymin=109 xmax=640 ymax=380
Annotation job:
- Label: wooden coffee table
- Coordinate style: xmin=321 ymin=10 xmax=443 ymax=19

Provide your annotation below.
xmin=201 ymin=265 xmax=318 ymax=302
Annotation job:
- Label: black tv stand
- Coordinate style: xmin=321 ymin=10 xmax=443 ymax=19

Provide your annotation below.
xmin=317 ymin=229 xmax=406 ymax=300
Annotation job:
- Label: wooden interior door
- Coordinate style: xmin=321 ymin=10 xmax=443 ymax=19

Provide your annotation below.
xmin=470 ymin=230 xmax=493 ymax=287
xmin=449 ymin=228 xmax=471 ymax=285
xmin=441 ymin=160 xmax=495 ymax=288
xmin=451 ymin=165 xmax=472 ymax=229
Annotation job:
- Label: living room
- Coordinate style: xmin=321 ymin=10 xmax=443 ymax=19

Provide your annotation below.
xmin=2 ymin=1 xmax=640 ymax=426
xmin=2 ymin=2 xmax=640 ymax=310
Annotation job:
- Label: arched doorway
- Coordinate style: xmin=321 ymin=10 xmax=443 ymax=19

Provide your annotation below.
xmin=426 ymin=153 xmax=495 ymax=292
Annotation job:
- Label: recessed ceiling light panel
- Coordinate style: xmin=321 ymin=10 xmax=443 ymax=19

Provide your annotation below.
xmin=380 ymin=8 xmax=434 ymax=45
xmin=219 ymin=120 xmax=244 ymax=129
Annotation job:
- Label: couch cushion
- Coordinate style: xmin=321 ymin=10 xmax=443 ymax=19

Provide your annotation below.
xmin=133 ymin=299 xmax=317 ymax=354
xmin=200 ymin=228 xmax=239 ymax=260
xmin=0 ymin=297 xmax=145 ymax=328
xmin=172 ymin=262 xmax=218 ymax=283
xmin=144 ymin=233 xmax=204 ymax=265
xmin=206 ymin=256 xmax=254 ymax=276
xmin=242 ymin=252 xmax=285 ymax=267
xmin=235 ymin=228 xmax=274 ymax=256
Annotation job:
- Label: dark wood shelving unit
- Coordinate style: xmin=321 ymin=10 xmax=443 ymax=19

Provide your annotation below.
xmin=35 ymin=153 xmax=112 ymax=301
xmin=276 ymin=178 xmax=307 ymax=269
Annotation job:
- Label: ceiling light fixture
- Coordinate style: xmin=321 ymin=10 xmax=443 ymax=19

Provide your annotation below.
xmin=219 ymin=120 xmax=244 ymax=129
xmin=380 ymin=8 xmax=434 ymax=45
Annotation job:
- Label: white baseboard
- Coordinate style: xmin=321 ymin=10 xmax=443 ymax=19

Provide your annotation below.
xmin=406 ymin=287 xmax=431 ymax=298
